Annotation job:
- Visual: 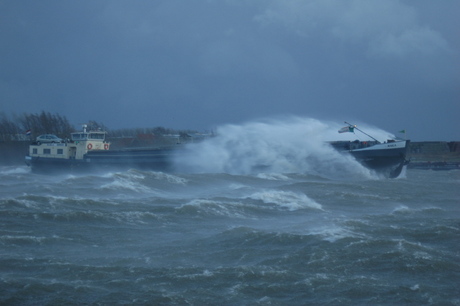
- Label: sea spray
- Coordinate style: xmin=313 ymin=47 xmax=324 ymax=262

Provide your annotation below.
xmin=174 ymin=117 xmax=393 ymax=179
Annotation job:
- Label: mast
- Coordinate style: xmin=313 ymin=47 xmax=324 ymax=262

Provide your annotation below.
xmin=344 ymin=121 xmax=380 ymax=143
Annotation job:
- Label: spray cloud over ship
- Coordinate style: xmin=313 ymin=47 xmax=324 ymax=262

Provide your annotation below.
xmin=24 ymin=116 xmax=407 ymax=178
xmin=175 ymin=117 xmax=396 ymax=179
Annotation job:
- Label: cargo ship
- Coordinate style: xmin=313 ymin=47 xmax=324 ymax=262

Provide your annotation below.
xmin=25 ymin=123 xmax=410 ymax=178
xmin=329 ymin=123 xmax=409 ymax=178
xmin=24 ymin=125 xmax=179 ymax=173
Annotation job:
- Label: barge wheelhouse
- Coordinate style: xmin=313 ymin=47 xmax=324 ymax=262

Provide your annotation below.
xmin=25 ymin=126 xmax=110 ymax=172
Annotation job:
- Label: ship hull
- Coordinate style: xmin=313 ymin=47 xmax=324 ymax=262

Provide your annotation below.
xmin=25 ymin=148 xmax=177 ymax=174
xmin=330 ymin=140 xmax=409 ymax=178
xmin=25 ymin=155 xmax=90 ymax=173
xmin=26 ymin=141 xmax=410 ymax=178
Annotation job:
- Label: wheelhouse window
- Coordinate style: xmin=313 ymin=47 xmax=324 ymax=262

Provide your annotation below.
xmin=71 ymin=133 xmax=88 ymax=141
xmin=89 ymin=133 xmax=105 ymax=140
xmin=57 ymin=149 xmax=64 ymax=154
xmin=33 ymin=148 xmax=38 ymax=154
xmin=71 ymin=132 xmax=105 ymax=141
xmin=43 ymin=149 xmax=51 ymax=155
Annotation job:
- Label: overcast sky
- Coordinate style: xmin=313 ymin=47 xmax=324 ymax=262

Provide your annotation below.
xmin=1 ymin=0 xmax=459 ymax=140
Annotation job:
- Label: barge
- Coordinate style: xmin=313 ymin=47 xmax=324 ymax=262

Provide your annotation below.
xmin=25 ymin=122 xmax=410 ymax=178
xmin=329 ymin=123 xmax=409 ymax=178
xmin=25 ymin=126 xmax=177 ymax=173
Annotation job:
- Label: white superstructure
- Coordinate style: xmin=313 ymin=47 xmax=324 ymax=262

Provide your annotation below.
xmin=28 ymin=126 xmax=110 ymax=161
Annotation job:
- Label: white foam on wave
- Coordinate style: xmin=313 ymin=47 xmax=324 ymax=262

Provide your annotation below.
xmin=8 ymin=194 xmax=69 ymax=210
xmin=309 ymin=224 xmax=364 ymax=242
xmin=179 ymin=199 xmax=248 ymax=218
xmin=0 ymin=235 xmax=47 ymax=243
xmin=256 ymin=173 xmax=290 ymax=181
xmin=100 ymin=177 xmax=152 ymax=193
xmin=146 ymin=171 xmax=188 ymax=185
xmin=110 ymin=210 xmax=159 ymax=224
xmin=391 ymin=205 xmax=411 ymax=214
xmin=175 ymin=269 xmax=215 ymax=279
xmin=98 ymin=170 xmax=187 ymax=194
xmin=0 ymin=234 xmax=74 ymax=244
xmin=100 ymin=171 xmax=152 ymax=193
xmin=248 ymin=190 xmax=323 ymax=211
xmin=391 ymin=204 xmax=446 ymax=216
xmin=410 ymin=284 xmax=420 ymax=291
xmin=175 ymin=117 xmax=386 ymax=179
xmin=0 ymin=166 xmax=30 ymax=175
xmin=228 ymin=183 xmax=249 ymax=191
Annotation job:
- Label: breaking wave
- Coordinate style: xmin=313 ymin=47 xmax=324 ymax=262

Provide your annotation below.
xmin=175 ymin=117 xmax=393 ymax=179
xmin=247 ymin=190 xmax=322 ymax=211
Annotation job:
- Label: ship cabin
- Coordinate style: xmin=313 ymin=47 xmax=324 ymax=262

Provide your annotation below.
xmin=28 ymin=128 xmax=110 ymax=161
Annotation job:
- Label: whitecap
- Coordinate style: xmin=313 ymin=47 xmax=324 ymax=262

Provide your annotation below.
xmin=100 ymin=178 xmax=152 ymax=193
xmin=147 ymin=171 xmax=188 ymax=185
xmin=256 ymin=173 xmax=290 ymax=181
xmin=0 ymin=166 xmax=30 ymax=175
xmin=1 ymin=235 xmax=47 ymax=244
xmin=391 ymin=205 xmax=411 ymax=214
xmin=178 ymin=199 xmax=249 ymax=218
xmin=228 ymin=183 xmax=248 ymax=190
xmin=248 ymin=190 xmax=322 ymax=211
xmin=310 ymin=225 xmax=363 ymax=242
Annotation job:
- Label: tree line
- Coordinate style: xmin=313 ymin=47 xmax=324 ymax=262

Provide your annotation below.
xmin=0 ymin=111 xmax=197 ymax=142
xmin=0 ymin=111 xmax=74 ymax=141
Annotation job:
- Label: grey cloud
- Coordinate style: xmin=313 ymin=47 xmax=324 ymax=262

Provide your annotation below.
xmin=0 ymin=0 xmax=458 ymax=140
xmin=368 ymin=27 xmax=450 ymax=57
xmin=255 ymin=0 xmax=450 ymax=57
xmin=201 ymin=38 xmax=298 ymax=80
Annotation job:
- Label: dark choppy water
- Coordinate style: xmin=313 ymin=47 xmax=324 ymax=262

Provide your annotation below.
xmin=0 ymin=165 xmax=458 ymax=305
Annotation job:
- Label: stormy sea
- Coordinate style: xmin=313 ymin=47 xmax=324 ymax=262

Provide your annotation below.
xmin=1 ymin=119 xmax=459 ymax=305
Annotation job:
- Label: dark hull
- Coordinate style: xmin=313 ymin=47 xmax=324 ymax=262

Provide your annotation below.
xmin=26 ymin=141 xmax=410 ymax=178
xmin=351 ymin=149 xmax=407 ymax=178
xmin=25 ymin=148 xmax=177 ymax=174
xmin=85 ymin=149 xmax=176 ymax=171
xmin=330 ymin=140 xmax=409 ymax=178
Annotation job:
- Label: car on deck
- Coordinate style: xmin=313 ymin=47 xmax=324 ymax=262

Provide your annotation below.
xmin=36 ymin=134 xmax=63 ymax=144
